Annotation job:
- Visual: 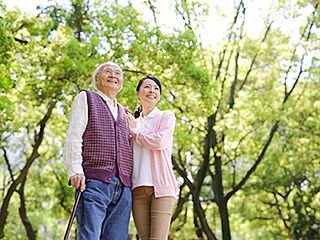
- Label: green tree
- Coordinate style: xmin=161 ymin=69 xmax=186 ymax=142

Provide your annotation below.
xmin=166 ymin=0 xmax=320 ymax=239
xmin=0 ymin=0 xmax=207 ymax=239
xmin=1 ymin=0 xmax=320 ymax=239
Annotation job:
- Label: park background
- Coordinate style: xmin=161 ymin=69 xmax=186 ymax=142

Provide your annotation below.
xmin=1 ymin=0 xmax=320 ymax=239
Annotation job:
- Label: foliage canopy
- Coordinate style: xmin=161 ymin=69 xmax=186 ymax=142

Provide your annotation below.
xmin=1 ymin=0 xmax=320 ymax=239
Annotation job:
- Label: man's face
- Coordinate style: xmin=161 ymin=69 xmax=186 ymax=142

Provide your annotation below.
xmin=95 ymin=63 xmax=123 ymax=94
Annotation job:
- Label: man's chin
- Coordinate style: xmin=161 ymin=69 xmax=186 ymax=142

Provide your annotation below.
xmin=106 ymin=83 xmax=120 ymax=89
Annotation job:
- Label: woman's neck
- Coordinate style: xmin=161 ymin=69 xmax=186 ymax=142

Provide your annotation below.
xmin=142 ymin=105 xmax=156 ymax=117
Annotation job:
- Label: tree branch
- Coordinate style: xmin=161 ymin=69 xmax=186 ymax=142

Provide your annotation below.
xmin=17 ymin=177 xmax=36 ymax=240
xmin=226 ymin=120 xmax=279 ymax=201
xmin=0 ymin=102 xmax=56 ymax=239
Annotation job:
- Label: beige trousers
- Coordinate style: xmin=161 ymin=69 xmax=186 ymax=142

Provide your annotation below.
xmin=132 ymin=186 xmax=175 ymax=240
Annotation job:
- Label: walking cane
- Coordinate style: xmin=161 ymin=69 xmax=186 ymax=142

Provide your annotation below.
xmin=63 ymin=190 xmax=81 ymax=240
xmin=63 ymin=179 xmax=87 ymax=240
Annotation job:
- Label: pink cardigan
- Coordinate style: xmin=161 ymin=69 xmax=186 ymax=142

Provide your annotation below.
xmin=130 ymin=110 xmax=178 ymax=198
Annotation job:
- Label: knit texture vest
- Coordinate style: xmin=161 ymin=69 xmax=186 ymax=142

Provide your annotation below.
xmin=81 ymin=89 xmax=133 ymax=187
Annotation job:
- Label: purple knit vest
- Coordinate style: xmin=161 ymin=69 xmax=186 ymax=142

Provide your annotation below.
xmin=81 ymin=90 xmax=133 ymax=187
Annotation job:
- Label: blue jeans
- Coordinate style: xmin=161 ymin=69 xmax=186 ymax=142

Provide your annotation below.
xmin=75 ymin=174 xmax=132 ymax=240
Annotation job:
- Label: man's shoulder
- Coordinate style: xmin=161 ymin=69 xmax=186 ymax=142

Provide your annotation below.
xmin=79 ymin=89 xmax=95 ymax=95
xmin=74 ymin=90 xmax=87 ymax=101
xmin=117 ymin=103 xmax=131 ymax=114
xmin=79 ymin=89 xmax=102 ymax=101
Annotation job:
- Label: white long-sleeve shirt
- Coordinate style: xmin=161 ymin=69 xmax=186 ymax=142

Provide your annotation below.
xmin=131 ymin=107 xmax=159 ymax=189
xmin=63 ymin=90 xmax=118 ymax=179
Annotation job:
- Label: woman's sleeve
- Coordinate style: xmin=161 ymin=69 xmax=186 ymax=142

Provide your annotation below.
xmin=130 ymin=111 xmax=175 ymax=150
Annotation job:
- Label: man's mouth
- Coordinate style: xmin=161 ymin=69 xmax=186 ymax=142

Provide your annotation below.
xmin=108 ymin=80 xmax=117 ymax=84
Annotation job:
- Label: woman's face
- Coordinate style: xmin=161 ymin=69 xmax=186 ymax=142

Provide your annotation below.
xmin=136 ymin=79 xmax=161 ymax=107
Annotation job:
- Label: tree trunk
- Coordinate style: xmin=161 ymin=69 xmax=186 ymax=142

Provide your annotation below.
xmin=18 ymin=178 xmax=37 ymax=240
xmin=214 ymin=155 xmax=231 ymax=240
xmin=0 ymin=103 xmax=55 ymax=239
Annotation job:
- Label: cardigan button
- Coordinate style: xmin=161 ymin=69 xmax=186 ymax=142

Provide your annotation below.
xmin=108 ymin=178 xmax=111 ymax=181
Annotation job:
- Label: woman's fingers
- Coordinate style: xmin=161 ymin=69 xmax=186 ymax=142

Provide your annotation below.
xmin=126 ymin=112 xmax=134 ymax=120
xmin=126 ymin=113 xmax=136 ymax=128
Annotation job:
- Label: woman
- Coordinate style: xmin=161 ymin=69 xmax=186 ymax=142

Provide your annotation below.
xmin=126 ymin=75 xmax=177 ymax=240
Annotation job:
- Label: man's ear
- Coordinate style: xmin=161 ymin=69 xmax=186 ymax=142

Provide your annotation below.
xmin=95 ymin=75 xmax=99 ymax=84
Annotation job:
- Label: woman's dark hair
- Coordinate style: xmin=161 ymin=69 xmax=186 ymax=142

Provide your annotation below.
xmin=136 ymin=75 xmax=162 ymax=93
xmin=134 ymin=75 xmax=162 ymax=118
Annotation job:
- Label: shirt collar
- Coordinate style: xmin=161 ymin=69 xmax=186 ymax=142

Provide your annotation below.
xmin=142 ymin=107 xmax=159 ymax=119
xmin=97 ymin=90 xmax=118 ymax=106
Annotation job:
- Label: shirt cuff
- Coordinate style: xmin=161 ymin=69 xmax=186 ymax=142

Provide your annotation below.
xmin=67 ymin=165 xmax=84 ymax=179
xmin=130 ymin=128 xmax=139 ymax=135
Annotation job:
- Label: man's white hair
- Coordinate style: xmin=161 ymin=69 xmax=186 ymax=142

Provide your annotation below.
xmin=91 ymin=61 xmax=123 ymax=90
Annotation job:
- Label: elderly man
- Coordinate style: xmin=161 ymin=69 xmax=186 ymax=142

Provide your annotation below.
xmin=63 ymin=61 xmax=133 ymax=239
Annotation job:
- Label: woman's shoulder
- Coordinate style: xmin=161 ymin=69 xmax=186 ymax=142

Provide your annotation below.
xmin=161 ymin=109 xmax=174 ymax=114
xmin=158 ymin=109 xmax=175 ymax=119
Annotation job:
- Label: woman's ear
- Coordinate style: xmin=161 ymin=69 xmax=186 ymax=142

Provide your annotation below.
xmin=135 ymin=91 xmax=139 ymax=99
